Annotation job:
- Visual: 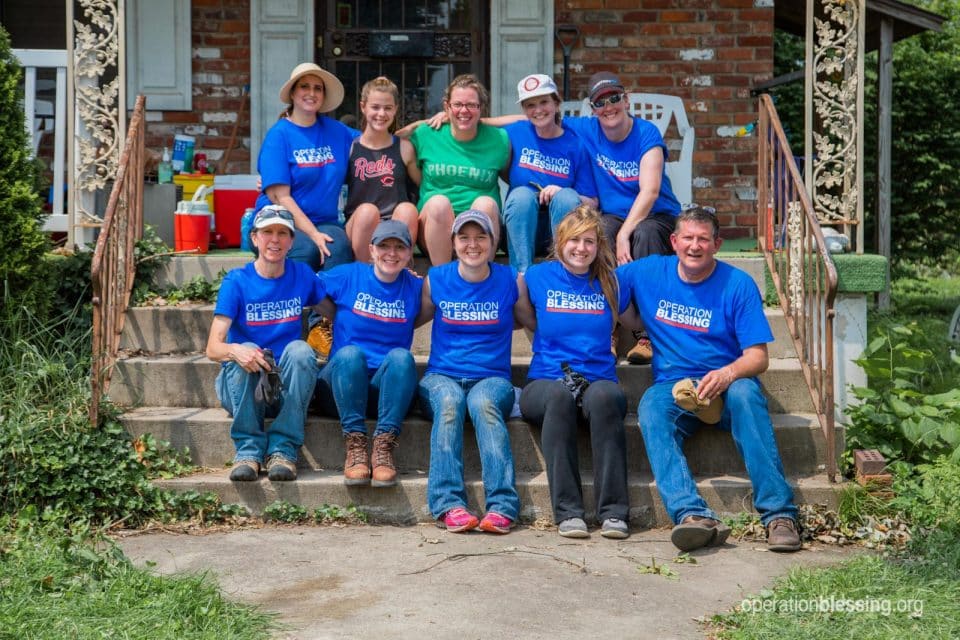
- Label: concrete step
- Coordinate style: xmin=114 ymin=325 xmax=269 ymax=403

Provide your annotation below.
xmin=121 ymin=407 xmax=837 ymax=477
xmin=153 ymin=469 xmax=840 ymax=527
xmin=156 ymin=253 xmax=768 ymax=292
xmin=110 ymin=355 xmax=815 ymax=414
xmin=121 ymin=305 xmax=798 ymax=359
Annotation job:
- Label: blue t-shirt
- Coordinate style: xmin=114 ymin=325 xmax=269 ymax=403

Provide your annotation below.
xmin=425 ymin=261 xmax=518 ymax=380
xmin=320 ymin=262 xmax=423 ymax=372
xmin=254 ymin=117 xmax=360 ymax=225
xmin=504 ymin=121 xmax=597 ymax=199
xmin=524 ymin=261 xmax=628 ymax=383
xmin=617 ymin=255 xmax=773 ymax=383
xmin=564 ymin=116 xmax=681 ymax=219
xmin=214 ymin=260 xmax=327 ymax=357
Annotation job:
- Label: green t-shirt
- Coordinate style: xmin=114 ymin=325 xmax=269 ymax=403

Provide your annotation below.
xmin=411 ymin=123 xmax=510 ymax=213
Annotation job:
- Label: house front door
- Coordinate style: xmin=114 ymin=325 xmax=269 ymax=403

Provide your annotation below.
xmin=317 ymin=1 xmax=488 ymax=125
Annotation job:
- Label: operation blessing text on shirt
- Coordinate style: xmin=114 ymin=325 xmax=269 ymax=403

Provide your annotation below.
xmin=655 ymin=298 xmax=713 ymax=331
xmin=294 ymin=146 xmax=335 ymax=168
xmin=246 ymin=298 xmax=303 ymax=325
xmin=352 ymin=293 xmax=407 ymax=322
xmin=438 ymin=300 xmax=500 ymax=324
xmin=546 ymin=290 xmax=606 ymax=313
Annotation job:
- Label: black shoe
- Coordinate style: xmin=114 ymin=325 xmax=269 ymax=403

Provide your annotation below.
xmin=266 ymin=453 xmax=297 ymax=481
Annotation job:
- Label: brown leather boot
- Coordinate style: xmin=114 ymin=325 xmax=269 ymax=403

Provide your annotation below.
xmin=343 ymin=433 xmax=370 ymax=486
xmin=371 ymin=432 xmax=399 ymax=487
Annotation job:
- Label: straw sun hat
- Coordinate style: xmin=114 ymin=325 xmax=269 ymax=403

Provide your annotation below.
xmin=278 ymin=62 xmax=344 ymax=113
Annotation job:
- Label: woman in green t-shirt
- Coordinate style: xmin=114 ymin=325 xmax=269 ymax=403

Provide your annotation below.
xmin=409 ymin=74 xmax=510 ymax=265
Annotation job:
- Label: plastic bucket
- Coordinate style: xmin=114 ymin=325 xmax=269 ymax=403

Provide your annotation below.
xmin=174 ymin=185 xmax=212 ymax=253
xmin=171 ymin=134 xmax=195 ymax=173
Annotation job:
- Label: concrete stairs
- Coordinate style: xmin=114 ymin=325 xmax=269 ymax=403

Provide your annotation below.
xmin=116 ymin=253 xmax=841 ymax=526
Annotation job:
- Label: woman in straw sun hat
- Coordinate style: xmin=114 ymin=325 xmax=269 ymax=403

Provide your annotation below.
xmin=253 ymin=62 xmax=358 ymax=272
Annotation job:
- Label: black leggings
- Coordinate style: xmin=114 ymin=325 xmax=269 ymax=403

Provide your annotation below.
xmin=600 ymin=211 xmax=676 ymax=259
xmin=520 ymin=379 xmax=628 ymax=523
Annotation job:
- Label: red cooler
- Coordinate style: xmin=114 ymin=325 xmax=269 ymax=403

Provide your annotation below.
xmin=213 ymin=174 xmax=260 ymax=247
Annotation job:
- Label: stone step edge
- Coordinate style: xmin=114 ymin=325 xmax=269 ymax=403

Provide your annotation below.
xmin=154 ymin=469 xmax=841 ymax=525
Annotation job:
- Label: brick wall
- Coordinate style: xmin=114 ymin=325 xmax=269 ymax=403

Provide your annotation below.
xmin=142 ymin=0 xmax=252 ymax=176
xmin=554 ymin=0 xmax=774 ymax=238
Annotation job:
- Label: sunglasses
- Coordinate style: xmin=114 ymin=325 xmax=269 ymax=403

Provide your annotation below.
xmin=254 ymin=206 xmax=294 ymax=223
xmin=681 ymin=203 xmax=717 ymax=216
xmin=590 ymin=93 xmax=625 ymax=110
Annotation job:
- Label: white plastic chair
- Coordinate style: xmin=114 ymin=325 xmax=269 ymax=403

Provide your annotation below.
xmin=563 ymin=93 xmax=695 ymax=204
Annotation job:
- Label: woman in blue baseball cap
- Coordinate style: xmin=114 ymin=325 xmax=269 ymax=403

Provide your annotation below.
xmin=314 ymin=219 xmax=423 ymax=487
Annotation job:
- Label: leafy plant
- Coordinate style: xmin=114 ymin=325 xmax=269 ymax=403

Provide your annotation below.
xmin=845 ymin=322 xmax=960 ymax=467
xmin=0 ymin=25 xmax=52 ymax=318
xmin=262 ymin=500 xmax=310 ymax=524
xmin=314 ymin=503 xmax=368 ymax=525
xmin=132 ymin=433 xmax=196 ymax=479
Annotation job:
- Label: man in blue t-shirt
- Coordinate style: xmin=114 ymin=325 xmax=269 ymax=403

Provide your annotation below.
xmin=618 ymin=206 xmax=801 ymax=553
xmin=206 ymin=205 xmax=327 ymax=483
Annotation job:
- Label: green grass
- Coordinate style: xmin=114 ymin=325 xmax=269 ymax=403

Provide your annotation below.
xmin=0 ymin=525 xmax=277 ymax=639
xmin=711 ymin=552 xmax=960 ymax=639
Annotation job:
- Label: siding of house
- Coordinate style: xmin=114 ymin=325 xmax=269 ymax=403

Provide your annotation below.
xmin=140 ymin=0 xmax=772 ymax=239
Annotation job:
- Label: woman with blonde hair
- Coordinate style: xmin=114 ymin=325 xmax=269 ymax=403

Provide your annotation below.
xmin=343 ymin=76 xmax=421 ymax=263
xmin=514 ymin=204 xmax=630 ymax=539
xmin=409 ymin=74 xmax=510 ymax=265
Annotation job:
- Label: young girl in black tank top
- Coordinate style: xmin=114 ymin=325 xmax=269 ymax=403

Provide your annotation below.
xmin=343 ymin=77 xmax=422 ymax=263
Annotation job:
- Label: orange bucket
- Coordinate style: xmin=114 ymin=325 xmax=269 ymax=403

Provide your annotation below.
xmin=174 ymin=185 xmax=212 ymax=253
xmin=174 ymin=212 xmax=210 ymax=253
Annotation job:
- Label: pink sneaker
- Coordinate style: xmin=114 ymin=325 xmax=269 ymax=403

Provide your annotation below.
xmin=441 ymin=507 xmax=479 ymax=533
xmin=478 ymin=511 xmax=513 ymax=534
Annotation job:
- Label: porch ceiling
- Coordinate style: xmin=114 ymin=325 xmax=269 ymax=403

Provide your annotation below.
xmin=776 ymin=0 xmax=945 ymax=51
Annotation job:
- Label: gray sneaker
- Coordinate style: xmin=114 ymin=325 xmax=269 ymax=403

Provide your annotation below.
xmin=558 ymin=517 xmax=589 ymax=538
xmin=601 ymin=518 xmax=629 ymax=539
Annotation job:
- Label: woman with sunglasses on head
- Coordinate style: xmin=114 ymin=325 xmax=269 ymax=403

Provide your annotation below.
xmin=407 ymin=74 xmax=510 ymax=265
xmin=514 ymin=205 xmax=630 ymax=539
xmin=254 ymin=62 xmax=359 ymax=272
xmin=343 ymin=76 xmax=421 ymax=264
xmin=206 ymin=205 xmax=328 ymax=483
xmin=313 ymin=219 xmax=422 ymax=488
xmin=416 ymin=210 xmax=520 ymax=534
xmin=500 ymin=74 xmax=598 ymax=274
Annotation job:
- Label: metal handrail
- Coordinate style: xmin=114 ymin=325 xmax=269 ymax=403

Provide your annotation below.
xmin=90 ymin=95 xmax=146 ymax=426
xmin=756 ymin=94 xmax=840 ymax=481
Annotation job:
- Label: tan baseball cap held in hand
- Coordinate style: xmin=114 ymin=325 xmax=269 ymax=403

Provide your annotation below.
xmin=672 ymin=378 xmax=723 ymax=424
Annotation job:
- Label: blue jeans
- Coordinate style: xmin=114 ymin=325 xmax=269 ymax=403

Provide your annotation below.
xmin=315 ymin=345 xmax=417 ymax=436
xmin=284 ymin=223 xmax=353 ymax=272
xmin=637 ymin=378 xmax=797 ymax=526
xmin=501 ymin=186 xmax=581 ymax=273
xmin=216 ymin=340 xmax=319 ymax=463
xmin=419 ymin=374 xmax=520 ymax=520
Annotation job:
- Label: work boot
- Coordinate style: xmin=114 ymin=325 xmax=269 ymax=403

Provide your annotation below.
xmin=265 ymin=453 xmax=297 ymax=481
xmin=307 ymin=317 xmax=333 ymax=364
xmin=626 ymin=331 xmax=653 ymax=365
xmin=371 ymin=432 xmax=399 ymax=487
xmin=343 ymin=433 xmax=371 ymax=485
xmin=766 ymin=517 xmax=802 ymax=552
xmin=670 ymin=515 xmax=731 ymax=551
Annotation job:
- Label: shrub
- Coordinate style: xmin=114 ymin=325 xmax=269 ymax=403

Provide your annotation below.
xmin=0 ymin=25 xmax=52 ymax=317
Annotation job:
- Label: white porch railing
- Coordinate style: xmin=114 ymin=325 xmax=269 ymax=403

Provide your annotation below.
xmin=13 ymin=48 xmax=68 ymax=233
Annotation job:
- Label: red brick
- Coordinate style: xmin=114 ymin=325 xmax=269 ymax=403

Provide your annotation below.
xmin=703 ymin=11 xmax=736 ymax=22
xmin=717 ymin=0 xmax=755 ymax=7
xmin=623 ymin=11 xmax=659 ymax=22
xmin=716 ymin=22 xmax=751 ymax=33
xmin=739 ymin=35 xmax=773 ymax=48
xmin=717 ymin=48 xmax=754 ymax=61
xmin=693 ymin=150 xmax=716 ymax=163
xmin=658 ymin=36 xmax=699 ymax=48
xmin=739 ymin=9 xmax=774 ymax=22
xmin=660 ymin=11 xmax=698 ymax=22
xmin=639 ymin=23 xmax=674 ymax=35
xmin=737 ymin=62 xmax=773 ymax=74
xmin=673 ymin=23 xmax=716 ymax=34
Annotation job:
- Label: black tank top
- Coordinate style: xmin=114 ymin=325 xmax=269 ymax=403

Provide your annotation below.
xmin=344 ymin=137 xmax=410 ymax=221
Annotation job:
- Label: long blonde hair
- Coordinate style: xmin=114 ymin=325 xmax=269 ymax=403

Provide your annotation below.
xmin=550 ymin=205 xmax=620 ymax=327
xmin=359 ymin=76 xmax=401 ymax=133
